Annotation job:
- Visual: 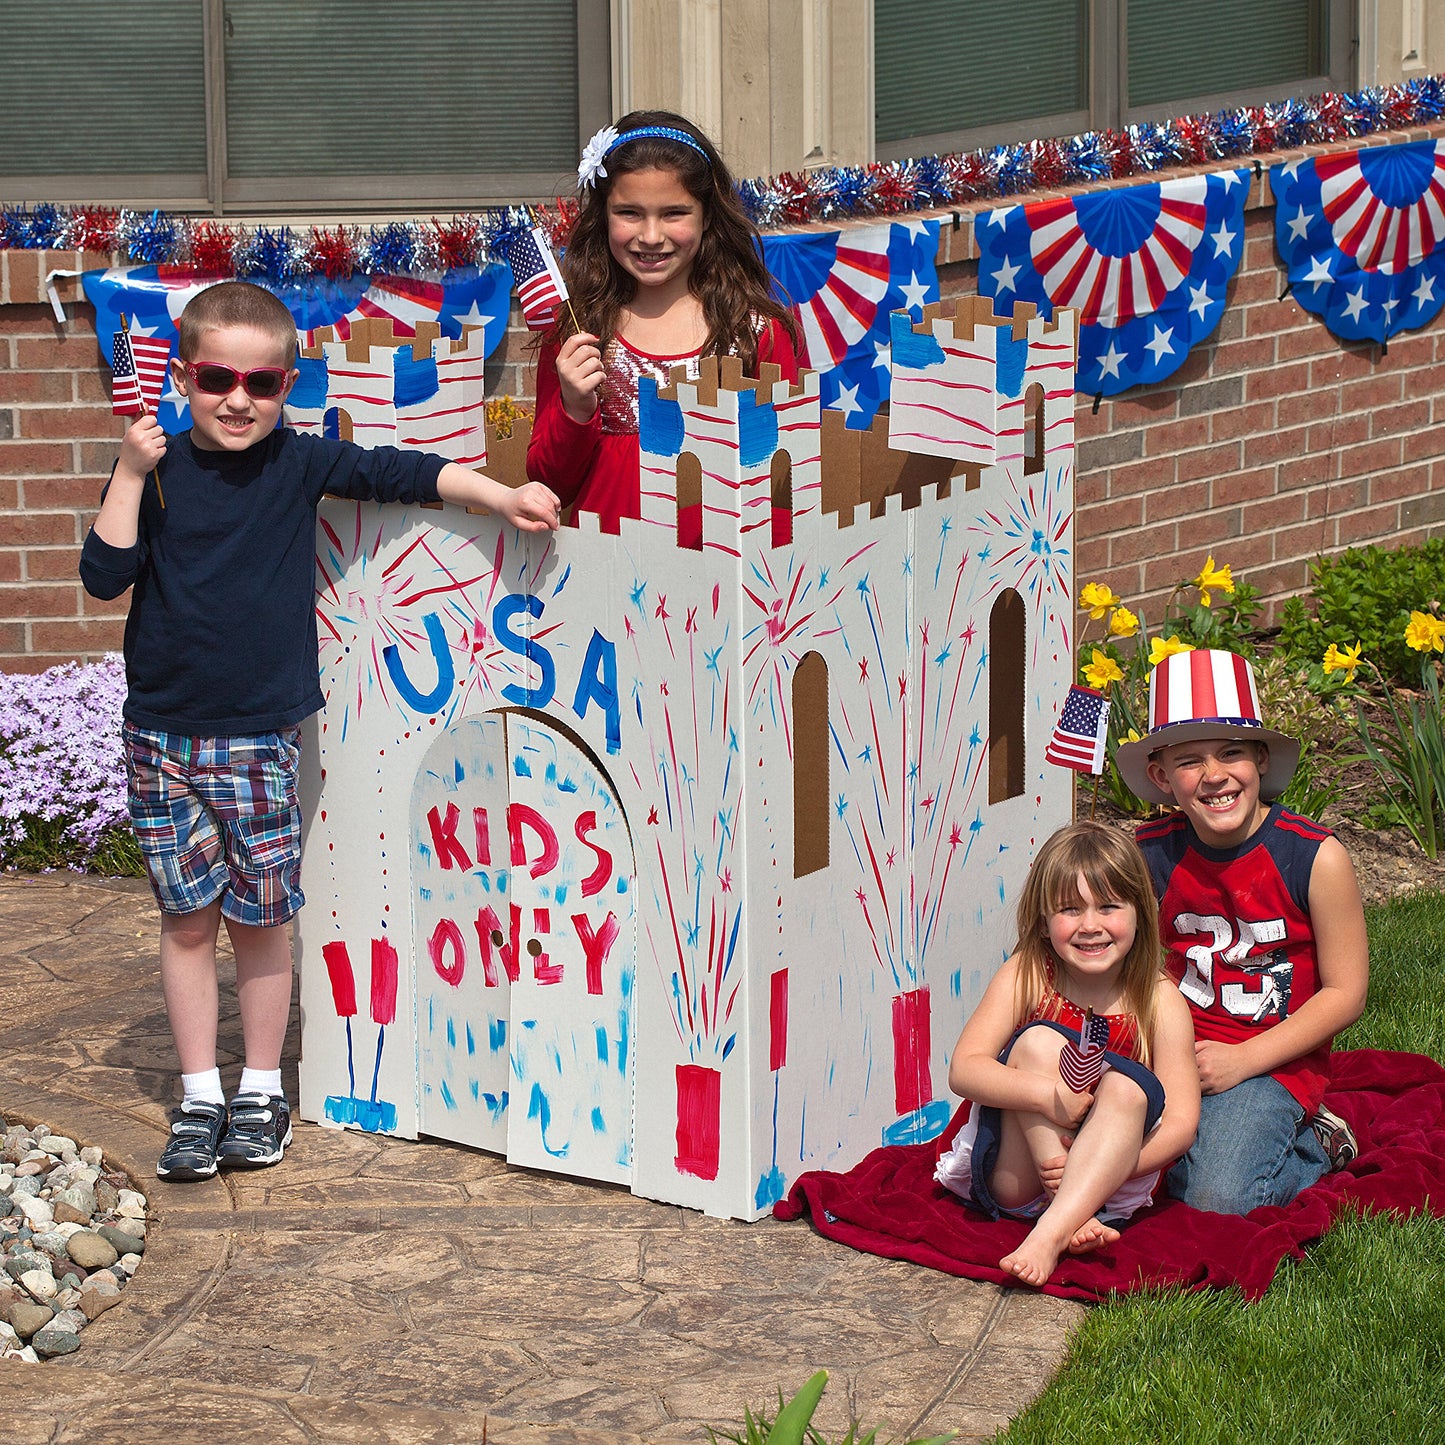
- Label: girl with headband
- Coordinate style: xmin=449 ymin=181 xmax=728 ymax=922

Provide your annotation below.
xmin=527 ymin=110 xmax=800 ymax=546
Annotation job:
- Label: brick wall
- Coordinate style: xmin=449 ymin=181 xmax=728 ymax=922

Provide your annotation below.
xmin=5 ymin=149 xmax=1445 ymax=671
xmin=933 ymin=195 xmax=1445 ymax=631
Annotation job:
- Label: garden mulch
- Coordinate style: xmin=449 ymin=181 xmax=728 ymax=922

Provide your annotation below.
xmin=0 ymin=871 xmax=1081 ymax=1444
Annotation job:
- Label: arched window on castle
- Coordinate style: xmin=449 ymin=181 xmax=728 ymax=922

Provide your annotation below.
xmin=793 ymin=651 xmax=829 ymax=876
xmin=771 ymin=449 xmax=793 ymax=547
xmin=988 ymin=589 xmax=1025 ymax=803
xmin=1023 ymin=383 xmax=1045 ymax=476
xmin=676 ymin=450 xmax=703 ymax=552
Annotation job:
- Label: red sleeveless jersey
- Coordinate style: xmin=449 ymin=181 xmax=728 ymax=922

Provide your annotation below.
xmin=1136 ymin=804 xmax=1332 ymax=1112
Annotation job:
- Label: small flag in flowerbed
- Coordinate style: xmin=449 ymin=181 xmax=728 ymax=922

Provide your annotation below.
xmin=1045 ymin=684 xmax=1110 ymax=775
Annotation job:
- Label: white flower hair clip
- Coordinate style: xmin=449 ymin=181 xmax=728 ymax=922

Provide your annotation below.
xmin=577 ymin=125 xmax=619 ymax=191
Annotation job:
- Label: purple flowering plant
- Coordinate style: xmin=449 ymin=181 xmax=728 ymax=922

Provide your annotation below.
xmin=0 ymin=656 xmax=142 ymax=874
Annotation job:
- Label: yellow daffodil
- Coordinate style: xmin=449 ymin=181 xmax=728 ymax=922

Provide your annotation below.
xmin=1193 ymin=555 xmax=1235 ymax=608
xmin=1122 ymin=728 xmax=1142 ymax=744
xmin=1148 ymin=634 xmax=1195 ymax=668
xmin=1082 ymin=648 xmax=1125 ymax=690
xmin=1080 ymin=582 xmax=1122 ymax=621
xmin=1404 ymin=610 xmax=1445 ymax=653
xmin=1321 ymin=642 xmax=1364 ymax=677
xmin=1108 ymin=605 xmax=1140 ymax=639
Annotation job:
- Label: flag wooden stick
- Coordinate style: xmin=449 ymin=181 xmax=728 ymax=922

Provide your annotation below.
xmin=119 ymin=312 xmax=165 ymax=509
xmin=1088 ymin=770 xmax=1102 ymax=820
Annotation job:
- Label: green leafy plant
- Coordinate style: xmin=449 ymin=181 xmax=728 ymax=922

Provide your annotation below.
xmin=707 ymin=1371 xmax=956 ymax=1445
xmin=1247 ymin=649 xmax=1349 ymax=820
xmin=1340 ymin=610 xmax=1445 ymax=859
xmin=1277 ymin=537 xmax=1445 ymax=688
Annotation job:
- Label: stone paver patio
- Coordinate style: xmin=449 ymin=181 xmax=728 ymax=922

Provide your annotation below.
xmin=0 ymin=873 xmax=1081 ymax=1443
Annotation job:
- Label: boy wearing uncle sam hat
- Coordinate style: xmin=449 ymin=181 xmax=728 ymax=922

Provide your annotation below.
xmin=1117 ymin=648 xmax=1368 ymax=1215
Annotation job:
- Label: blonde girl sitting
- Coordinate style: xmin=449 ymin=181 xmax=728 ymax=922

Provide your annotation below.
xmin=937 ymin=822 xmax=1199 ymax=1285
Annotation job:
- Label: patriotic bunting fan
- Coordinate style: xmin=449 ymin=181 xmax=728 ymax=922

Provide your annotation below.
xmin=1273 ymin=138 xmax=1445 ymax=344
xmin=978 ymin=169 xmax=1251 ymax=396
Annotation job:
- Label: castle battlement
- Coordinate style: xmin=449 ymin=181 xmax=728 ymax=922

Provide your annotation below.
xmin=888 ymin=296 xmax=1078 ymax=469
xmin=285 ymin=303 xmax=1076 ymax=550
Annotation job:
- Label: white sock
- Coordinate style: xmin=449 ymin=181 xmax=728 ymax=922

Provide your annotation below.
xmin=181 ymin=1068 xmax=225 ymax=1106
xmin=238 ymin=1067 xmax=283 ymax=1100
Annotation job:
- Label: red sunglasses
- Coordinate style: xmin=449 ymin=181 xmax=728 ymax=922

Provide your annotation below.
xmin=183 ymin=361 xmax=291 ymax=400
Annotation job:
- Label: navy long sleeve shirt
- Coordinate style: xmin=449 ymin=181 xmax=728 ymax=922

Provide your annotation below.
xmin=80 ymin=427 xmax=445 ymax=734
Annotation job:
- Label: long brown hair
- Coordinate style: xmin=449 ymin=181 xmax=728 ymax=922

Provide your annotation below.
xmin=552 ymin=110 xmax=798 ymax=371
xmin=1011 ymin=822 xmax=1164 ymax=1067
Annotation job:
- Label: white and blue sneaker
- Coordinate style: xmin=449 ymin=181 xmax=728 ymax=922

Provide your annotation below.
xmin=217 ymin=1092 xmax=293 ymax=1169
xmin=156 ymin=1098 xmax=228 ymax=1181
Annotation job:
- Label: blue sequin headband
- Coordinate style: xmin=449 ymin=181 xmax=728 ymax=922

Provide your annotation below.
xmin=577 ymin=124 xmax=710 ymax=191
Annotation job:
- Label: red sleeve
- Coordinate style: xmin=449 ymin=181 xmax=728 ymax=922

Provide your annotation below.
xmin=758 ymin=318 xmax=800 ymax=383
xmin=526 ymin=342 xmax=602 ymax=507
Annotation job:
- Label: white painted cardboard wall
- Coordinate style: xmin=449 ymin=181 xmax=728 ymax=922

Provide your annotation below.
xmin=293 ymin=300 xmax=1079 ymax=1219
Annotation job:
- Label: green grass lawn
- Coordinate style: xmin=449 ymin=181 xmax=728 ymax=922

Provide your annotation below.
xmin=999 ymin=888 xmax=1445 ymax=1445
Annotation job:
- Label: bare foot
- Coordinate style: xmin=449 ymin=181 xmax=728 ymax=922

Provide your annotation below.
xmin=1066 ymin=1218 xmax=1121 ymax=1255
xmin=1000 ymin=1230 xmax=1066 ymax=1286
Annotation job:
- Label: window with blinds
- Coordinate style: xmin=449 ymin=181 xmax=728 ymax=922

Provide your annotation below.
xmin=1128 ymin=0 xmax=1328 ymax=113
xmin=0 ymin=0 xmax=604 ymax=209
xmin=0 ymin=3 xmax=208 ymax=177
xmin=875 ymin=0 xmax=1089 ymax=154
xmin=875 ymin=0 xmax=1348 ymax=159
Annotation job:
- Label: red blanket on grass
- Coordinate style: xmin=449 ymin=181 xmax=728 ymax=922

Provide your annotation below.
xmin=774 ymin=1049 xmax=1445 ymax=1302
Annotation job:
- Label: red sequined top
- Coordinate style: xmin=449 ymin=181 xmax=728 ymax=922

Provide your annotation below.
xmin=1033 ymin=968 xmax=1143 ymax=1062
xmin=526 ymin=320 xmax=800 ymax=543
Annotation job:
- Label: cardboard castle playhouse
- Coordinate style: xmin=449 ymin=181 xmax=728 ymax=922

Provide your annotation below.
xmin=292 ymin=297 xmax=1080 ymax=1220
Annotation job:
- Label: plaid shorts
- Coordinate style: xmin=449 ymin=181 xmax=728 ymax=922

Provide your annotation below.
xmin=123 ymin=723 xmax=306 ymax=928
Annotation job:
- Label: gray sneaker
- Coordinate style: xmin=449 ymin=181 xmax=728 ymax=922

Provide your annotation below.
xmin=156 ymin=1098 xmax=227 ymax=1181
xmin=1311 ymin=1103 xmax=1358 ymax=1171
xmin=217 ymin=1092 xmax=293 ymax=1169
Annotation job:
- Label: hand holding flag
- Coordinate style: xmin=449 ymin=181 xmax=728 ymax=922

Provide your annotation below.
xmin=1059 ymin=1007 xmax=1111 ymax=1094
xmin=112 ymin=314 xmax=171 ymax=507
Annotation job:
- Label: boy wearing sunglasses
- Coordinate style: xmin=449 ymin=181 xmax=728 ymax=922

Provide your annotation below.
xmin=80 ymin=281 xmax=561 ymax=1182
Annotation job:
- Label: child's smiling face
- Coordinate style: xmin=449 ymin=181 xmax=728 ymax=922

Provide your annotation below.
xmin=1045 ymin=873 xmax=1138 ymax=988
xmin=172 ymin=323 xmax=296 ymax=453
xmin=606 ymin=167 xmax=704 ymax=297
xmin=1145 ymin=736 xmax=1271 ymax=849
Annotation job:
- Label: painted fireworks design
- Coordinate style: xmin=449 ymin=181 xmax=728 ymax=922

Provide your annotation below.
xmin=315 ymin=502 xmax=555 ymax=736
xmin=627 ymin=570 xmax=745 ymax=1065
xmin=968 ymin=463 xmax=1074 ymax=666
xmin=831 ymin=542 xmax=984 ymax=992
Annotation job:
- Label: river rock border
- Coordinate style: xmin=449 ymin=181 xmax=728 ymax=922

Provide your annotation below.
xmin=0 ymin=1114 xmax=147 ymax=1360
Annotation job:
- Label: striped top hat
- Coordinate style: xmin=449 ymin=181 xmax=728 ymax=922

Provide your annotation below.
xmin=1114 ymin=648 xmax=1300 ymax=805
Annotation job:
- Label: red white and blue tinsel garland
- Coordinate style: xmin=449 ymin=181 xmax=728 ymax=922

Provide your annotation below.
xmin=5 ymin=76 xmax=1444 ymax=277
xmin=1273 ymin=139 xmax=1445 ymax=343
xmin=978 ymin=168 xmax=1251 ymax=395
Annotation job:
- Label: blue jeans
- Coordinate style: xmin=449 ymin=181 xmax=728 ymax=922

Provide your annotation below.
xmin=1166 ymin=1073 xmax=1328 ymax=1214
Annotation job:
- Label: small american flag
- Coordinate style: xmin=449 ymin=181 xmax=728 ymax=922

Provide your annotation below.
xmin=507 ymin=226 xmax=569 ymax=331
xmin=1059 ymin=1007 xmax=1111 ymax=1094
xmin=111 ymin=324 xmax=171 ymax=417
xmin=1044 ymin=684 xmax=1111 ymax=774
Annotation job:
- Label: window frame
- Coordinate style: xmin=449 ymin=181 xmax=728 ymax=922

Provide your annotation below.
xmin=873 ymin=0 xmax=1355 ymax=163
xmin=0 ymin=0 xmax=610 ymax=212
